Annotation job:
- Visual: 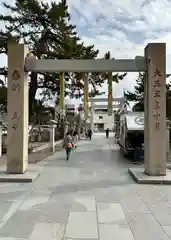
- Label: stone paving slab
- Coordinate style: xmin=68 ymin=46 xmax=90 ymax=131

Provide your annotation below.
xmin=163 ymin=226 xmax=171 ymax=239
xmin=120 ymin=195 xmax=151 ymax=213
xmin=19 ymin=196 xmax=50 ymax=211
xmin=97 ymin=203 xmax=127 ymax=224
xmin=127 ymin=212 xmax=170 ymax=240
xmin=147 ymin=201 xmax=171 ymax=225
xmin=99 ymin=224 xmax=134 ymax=240
xmin=128 ymin=167 xmax=171 ymax=184
xmin=65 ymin=212 xmax=98 ymax=239
xmin=0 ymin=210 xmax=41 ymax=238
xmin=71 ymin=196 xmax=96 ymax=212
xmin=28 ymin=222 xmax=65 ymax=240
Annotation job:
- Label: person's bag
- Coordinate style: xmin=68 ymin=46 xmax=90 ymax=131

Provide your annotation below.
xmin=67 ymin=143 xmax=72 ymax=148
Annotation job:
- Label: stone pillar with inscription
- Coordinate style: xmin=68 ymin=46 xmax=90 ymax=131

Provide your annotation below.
xmin=144 ymin=43 xmax=166 ymax=176
xmin=7 ymin=42 xmax=29 ymax=173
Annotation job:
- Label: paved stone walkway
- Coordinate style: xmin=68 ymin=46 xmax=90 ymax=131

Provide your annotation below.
xmin=0 ymin=133 xmax=171 ymax=239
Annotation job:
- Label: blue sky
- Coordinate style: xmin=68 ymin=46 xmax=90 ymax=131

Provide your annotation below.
xmin=1 ymin=0 xmax=171 ymax=106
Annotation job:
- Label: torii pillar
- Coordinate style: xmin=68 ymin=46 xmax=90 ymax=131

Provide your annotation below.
xmin=144 ymin=43 xmax=166 ymax=176
xmin=7 ymin=42 xmax=29 ymax=173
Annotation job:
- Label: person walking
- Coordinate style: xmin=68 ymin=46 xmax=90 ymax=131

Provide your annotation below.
xmin=105 ymin=128 xmax=109 ymax=139
xmin=63 ymin=131 xmax=73 ymax=160
xmin=88 ymin=128 xmax=92 ymax=140
xmin=72 ymin=131 xmax=78 ymax=150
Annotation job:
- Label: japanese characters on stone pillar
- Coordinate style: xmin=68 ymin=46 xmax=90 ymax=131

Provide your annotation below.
xmin=108 ymin=72 xmax=113 ymax=116
xmin=7 ymin=42 xmax=29 ymax=173
xmin=144 ymin=43 xmax=166 ymax=176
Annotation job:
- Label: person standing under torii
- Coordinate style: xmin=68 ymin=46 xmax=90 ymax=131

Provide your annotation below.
xmin=88 ymin=128 xmax=92 ymax=140
xmin=106 ymin=128 xmax=109 ymax=139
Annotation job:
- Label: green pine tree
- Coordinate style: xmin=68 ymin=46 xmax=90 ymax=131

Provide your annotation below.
xmin=126 ymin=72 xmax=171 ymax=117
xmin=125 ymin=72 xmax=145 ymax=111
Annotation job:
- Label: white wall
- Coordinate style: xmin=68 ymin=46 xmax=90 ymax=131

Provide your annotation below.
xmin=94 ymin=111 xmax=114 ymax=130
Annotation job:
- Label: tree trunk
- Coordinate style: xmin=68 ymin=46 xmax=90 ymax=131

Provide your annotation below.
xmin=29 ymin=72 xmax=38 ymax=122
xmin=59 ymin=118 xmax=65 ymax=139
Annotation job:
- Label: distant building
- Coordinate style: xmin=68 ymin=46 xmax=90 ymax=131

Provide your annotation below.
xmin=89 ymin=95 xmax=127 ymax=132
xmin=89 ymin=108 xmax=114 ymax=132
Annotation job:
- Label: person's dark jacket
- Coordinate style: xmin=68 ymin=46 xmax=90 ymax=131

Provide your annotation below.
xmin=106 ymin=129 xmax=109 ymax=136
xmin=131 ymin=135 xmax=142 ymax=148
xmin=88 ymin=129 xmax=92 ymax=136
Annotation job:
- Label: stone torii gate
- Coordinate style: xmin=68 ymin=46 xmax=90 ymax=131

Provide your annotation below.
xmin=6 ymin=41 xmax=171 ymax=183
